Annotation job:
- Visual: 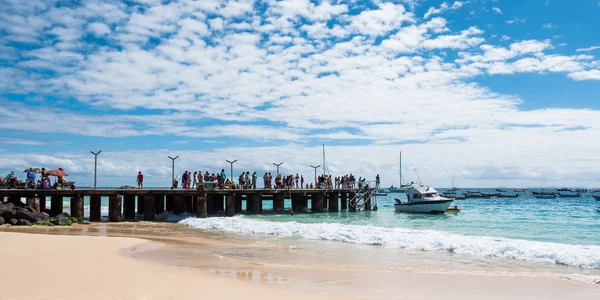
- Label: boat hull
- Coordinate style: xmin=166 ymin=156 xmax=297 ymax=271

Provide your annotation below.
xmin=394 ymin=200 xmax=453 ymax=213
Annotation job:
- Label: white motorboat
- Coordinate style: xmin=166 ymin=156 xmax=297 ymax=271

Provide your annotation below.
xmin=394 ymin=185 xmax=454 ymax=213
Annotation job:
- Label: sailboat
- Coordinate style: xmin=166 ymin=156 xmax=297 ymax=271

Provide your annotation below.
xmin=385 ymin=151 xmax=413 ymax=193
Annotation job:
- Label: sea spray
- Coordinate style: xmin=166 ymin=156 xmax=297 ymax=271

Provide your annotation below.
xmin=179 ymin=216 xmax=600 ymax=269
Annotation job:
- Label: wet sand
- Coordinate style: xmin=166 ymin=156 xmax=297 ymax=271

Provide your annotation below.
xmin=1 ymin=223 xmax=599 ymax=299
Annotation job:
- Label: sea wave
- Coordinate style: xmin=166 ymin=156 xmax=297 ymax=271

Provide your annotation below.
xmin=179 ymin=216 xmax=600 ymax=269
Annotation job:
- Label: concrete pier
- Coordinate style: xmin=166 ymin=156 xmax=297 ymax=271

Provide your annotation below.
xmin=0 ymin=188 xmax=363 ymax=222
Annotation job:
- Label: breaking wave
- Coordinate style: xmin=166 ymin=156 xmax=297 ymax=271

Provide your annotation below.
xmin=180 ymin=216 xmax=600 ymax=269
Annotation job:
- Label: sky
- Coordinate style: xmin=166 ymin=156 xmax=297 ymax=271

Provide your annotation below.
xmin=1 ymin=0 xmax=600 ymax=188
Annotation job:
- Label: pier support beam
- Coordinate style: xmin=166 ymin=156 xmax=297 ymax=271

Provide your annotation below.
xmin=123 ymin=195 xmax=136 ymax=220
xmin=328 ymin=192 xmax=339 ymax=212
xmin=137 ymin=195 xmax=144 ymax=216
xmin=206 ymin=194 xmax=215 ymax=214
xmin=248 ymin=193 xmax=261 ymax=214
xmin=184 ymin=196 xmax=194 ymax=213
xmin=273 ymin=193 xmax=284 ymax=213
xmin=50 ymin=196 xmax=62 ymax=216
xmin=108 ymin=195 xmax=122 ymax=222
xmin=70 ymin=196 xmax=84 ymax=222
xmin=216 ymin=195 xmax=224 ymax=212
xmin=235 ymin=194 xmax=242 ymax=214
xmin=348 ymin=192 xmax=357 ymax=212
xmin=291 ymin=194 xmax=302 ymax=212
xmin=364 ymin=194 xmax=371 ymax=211
xmin=341 ymin=192 xmax=348 ymax=210
xmin=9 ymin=195 xmax=22 ymax=206
xmin=302 ymin=194 xmax=308 ymax=210
xmin=143 ymin=194 xmax=155 ymax=221
xmin=90 ymin=195 xmax=101 ymax=221
xmin=196 ymin=192 xmax=207 ymax=218
xmin=166 ymin=195 xmax=173 ymax=212
xmin=155 ymin=195 xmax=165 ymax=215
xmin=39 ymin=195 xmax=46 ymax=212
xmin=173 ymin=195 xmax=184 ymax=215
xmin=311 ymin=193 xmax=324 ymax=213
xmin=226 ymin=193 xmax=235 ymax=217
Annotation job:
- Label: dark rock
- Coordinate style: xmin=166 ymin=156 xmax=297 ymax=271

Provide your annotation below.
xmin=17 ymin=219 xmax=32 ymax=226
xmin=23 ymin=205 xmax=37 ymax=213
xmin=9 ymin=218 xmax=18 ymax=225
xmin=0 ymin=203 xmax=16 ymax=220
xmin=0 ymin=216 xmax=4 ymax=225
xmin=36 ymin=212 xmax=49 ymax=221
xmin=50 ymin=212 xmax=72 ymax=226
xmin=16 ymin=207 xmax=38 ymax=222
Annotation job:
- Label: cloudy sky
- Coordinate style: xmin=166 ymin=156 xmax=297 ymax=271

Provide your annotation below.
xmin=1 ymin=0 xmax=600 ymax=188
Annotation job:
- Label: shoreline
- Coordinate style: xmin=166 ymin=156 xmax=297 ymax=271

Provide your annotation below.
xmin=2 ymin=223 xmax=599 ymax=299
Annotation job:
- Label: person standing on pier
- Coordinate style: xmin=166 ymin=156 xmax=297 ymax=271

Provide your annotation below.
xmin=25 ymin=168 xmax=36 ymax=190
xmin=300 ymin=175 xmax=304 ymax=189
xmin=376 ymin=174 xmax=380 ymax=186
xmin=252 ymin=171 xmax=257 ymax=189
xmin=137 ymin=171 xmax=144 ymax=189
xmin=295 ymin=174 xmax=299 ymax=188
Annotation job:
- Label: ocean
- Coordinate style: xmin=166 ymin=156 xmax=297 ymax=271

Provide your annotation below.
xmin=57 ymin=188 xmax=600 ymax=282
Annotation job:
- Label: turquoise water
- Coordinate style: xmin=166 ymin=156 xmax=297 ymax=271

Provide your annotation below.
xmin=250 ymin=189 xmax=600 ymax=246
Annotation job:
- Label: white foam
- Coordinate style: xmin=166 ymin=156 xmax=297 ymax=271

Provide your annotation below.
xmin=179 ymin=216 xmax=600 ymax=269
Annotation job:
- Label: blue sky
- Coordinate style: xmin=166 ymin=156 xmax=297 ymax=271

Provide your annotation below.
xmin=1 ymin=0 xmax=600 ymax=188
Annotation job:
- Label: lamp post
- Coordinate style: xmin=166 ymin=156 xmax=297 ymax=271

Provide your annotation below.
xmin=311 ymin=165 xmax=320 ymax=188
xmin=273 ymin=162 xmax=283 ymax=177
xmin=226 ymin=159 xmax=237 ymax=182
xmin=168 ymin=155 xmax=179 ymax=189
xmin=90 ymin=150 xmax=102 ymax=190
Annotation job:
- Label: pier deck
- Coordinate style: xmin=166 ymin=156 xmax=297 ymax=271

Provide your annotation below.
xmin=0 ymin=188 xmax=363 ymax=222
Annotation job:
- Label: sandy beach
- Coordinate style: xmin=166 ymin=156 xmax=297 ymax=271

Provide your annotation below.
xmin=1 ymin=223 xmax=598 ymax=300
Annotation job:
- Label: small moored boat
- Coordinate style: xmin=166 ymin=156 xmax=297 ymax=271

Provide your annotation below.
xmin=534 ymin=194 xmax=556 ymax=199
xmin=446 ymin=205 xmax=461 ymax=212
xmin=497 ymin=194 xmax=519 ymax=198
xmin=514 ymin=189 xmax=527 ymax=192
xmin=394 ymin=186 xmax=454 ymax=213
xmin=558 ymin=192 xmax=581 ymax=198
xmin=593 ymin=195 xmax=600 ymax=201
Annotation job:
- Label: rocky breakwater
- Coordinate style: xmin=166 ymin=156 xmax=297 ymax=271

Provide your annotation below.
xmin=0 ymin=203 xmax=79 ymax=226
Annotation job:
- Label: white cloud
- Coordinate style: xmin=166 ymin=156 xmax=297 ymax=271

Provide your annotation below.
xmin=501 ymin=35 xmax=510 ymax=41
xmin=87 ymin=22 xmax=111 ymax=37
xmin=568 ymin=70 xmax=600 ymax=81
xmin=492 ymin=7 xmax=503 ymax=14
xmin=424 ymin=1 xmax=466 ymax=19
xmin=506 ymin=17 xmax=525 ymax=24
xmin=542 ymin=23 xmax=555 ymax=29
xmin=576 ymin=46 xmax=600 ymax=52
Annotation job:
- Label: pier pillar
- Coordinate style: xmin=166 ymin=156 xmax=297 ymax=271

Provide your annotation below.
xmin=364 ymin=194 xmax=371 ymax=211
xmin=39 ymin=195 xmax=46 ymax=212
xmin=70 ymin=196 xmax=84 ymax=222
xmin=217 ymin=195 xmax=224 ymax=212
xmin=328 ymin=192 xmax=339 ymax=212
xmin=123 ymin=195 xmax=136 ymax=220
xmin=226 ymin=193 xmax=235 ymax=217
xmin=155 ymin=195 xmax=165 ymax=215
xmin=173 ymin=195 xmax=184 ymax=215
xmin=302 ymin=194 xmax=308 ymax=210
xmin=184 ymin=196 xmax=194 ymax=213
xmin=108 ymin=195 xmax=122 ymax=222
xmin=235 ymin=194 xmax=243 ymax=214
xmin=291 ymin=194 xmax=302 ymax=212
xmin=166 ymin=195 xmax=173 ymax=212
xmin=348 ymin=192 xmax=357 ymax=212
xmin=311 ymin=193 xmax=324 ymax=213
xmin=206 ymin=194 xmax=215 ymax=214
xmin=273 ymin=193 xmax=284 ymax=213
xmin=248 ymin=193 xmax=261 ymax=214
xmin=9 ymin=195 xmax=22 ymax=206
xmin=50 ymin=196 xmax=62 ymax=216
xmin=137 ymin=195 xmax=145 ymax=216
xmin=323 ymin=193 xmax=328 ymax=210
xmin=143 ymin=194 xmax=155 ymax=221
xmin=28 ymin=197 xmax=40 ymax=213
xmin=341 ymin=193 xmax=348 ymax=210
xmin=196 ymin=192 xmax=207 ymax=218
xmin=90 ymin=195 xmax=101 ymax=221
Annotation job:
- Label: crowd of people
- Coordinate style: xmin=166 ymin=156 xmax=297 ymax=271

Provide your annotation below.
xmin=1 ymin=167 xmax=71 ymax=190
xmin=162 ymin=169 xmax=367 ymax=191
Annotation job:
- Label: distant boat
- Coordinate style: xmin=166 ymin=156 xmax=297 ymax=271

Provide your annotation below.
xmin=534 ymin=194 xmax=556 ymax=199
xmin=481 ymin=193 xmax=500 ymax=197
xmin=592 ymin=195 xmax=600 ymax=201
xmin=557 ymin=188 xmax=571 ymax=192
xmin=532 ymin=191 xmax=556 ymax=196
xmin=574 ymin=188 xmax=588 ymax=193
xmin=495 ymin=189 xmax=507 ymax=193
xmin=497 ymin=194 xmax=519 ymax=198
xmin=558 ymin=192 xmax=581 ymax=198
xmin=513 ymin=189 xmax=527 ymax=193
xmin=465 ymin=191 xmax=489 ymax=198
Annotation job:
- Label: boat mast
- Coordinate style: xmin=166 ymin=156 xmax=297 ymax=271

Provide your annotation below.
xmin=322 ymin=144 xmax=325 ymax=176
xmin=399 ymin=151 xmax=402 ymax=186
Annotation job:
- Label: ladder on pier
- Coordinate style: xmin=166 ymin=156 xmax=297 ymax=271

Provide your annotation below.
xmin=348 ymin=181 xmax=379 ymax=211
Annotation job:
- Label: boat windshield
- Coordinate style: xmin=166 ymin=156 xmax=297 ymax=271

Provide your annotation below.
xmin=424 ymin=193 xmax=438 ymax=198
